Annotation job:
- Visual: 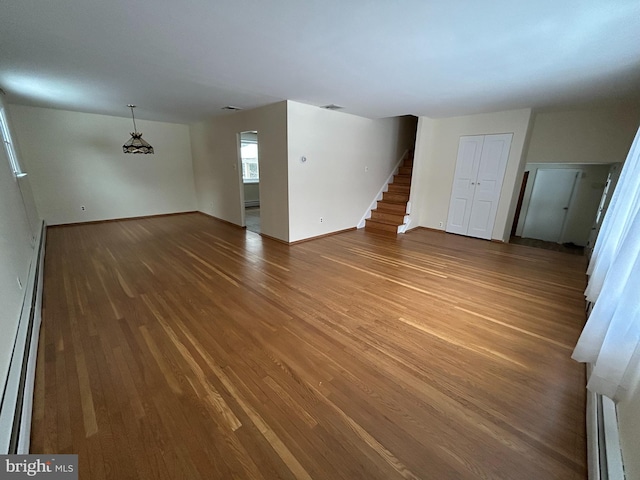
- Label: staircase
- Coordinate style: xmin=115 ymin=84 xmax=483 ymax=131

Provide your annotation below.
xmin=365 ymin=152 xmax=413 ymax=234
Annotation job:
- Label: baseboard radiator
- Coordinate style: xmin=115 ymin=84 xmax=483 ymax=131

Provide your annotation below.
xmin=0 ymin=221 xmax=46 ymax=454
xmin=587 ymin=363 xmax=625 ymax=480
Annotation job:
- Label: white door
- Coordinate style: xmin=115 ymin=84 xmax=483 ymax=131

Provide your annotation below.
xmin=446 ymin=134 xmax=512 ymax=239
xmin=446 ymin=136 xmax=484 ymax=235
xmin=467 ymin=134 xmax=512 ymax=239
xmin=522 ymin=169 xmax=580 ymax=242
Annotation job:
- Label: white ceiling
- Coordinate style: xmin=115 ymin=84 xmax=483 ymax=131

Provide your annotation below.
xmin=1 ymin=0 xmax=639 ymax=124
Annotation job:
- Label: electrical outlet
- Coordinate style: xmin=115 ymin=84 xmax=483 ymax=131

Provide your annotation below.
xmin=320 ymin=217 xmax=323 ymax=223
xmin=439 ymin=221 xmax=443 ymax=228
xmin=81 ymin=205 xmax=86 ymax=211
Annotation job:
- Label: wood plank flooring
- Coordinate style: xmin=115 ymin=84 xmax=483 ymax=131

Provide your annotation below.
xmin=31 ymin=213 xmax=588 ymax=479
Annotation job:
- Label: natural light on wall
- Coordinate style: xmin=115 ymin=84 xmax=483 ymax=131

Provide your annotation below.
xmin=572 ymin=125 xmax=640 ymax=402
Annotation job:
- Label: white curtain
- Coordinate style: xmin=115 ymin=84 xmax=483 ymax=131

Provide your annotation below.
xmin=572 ymin=126 xmax=640 ymax=402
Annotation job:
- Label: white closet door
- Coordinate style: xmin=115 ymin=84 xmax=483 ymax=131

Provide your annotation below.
xmin=446 ymin=133 xmax=512 ymax=240
xmin=446 ymin=136 xmax=484 ymax=235
xmin=466 ymin=133 xmax=512 ymax=239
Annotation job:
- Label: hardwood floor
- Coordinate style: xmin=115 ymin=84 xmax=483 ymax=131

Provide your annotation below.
xmin=31 ymin=213 xmax=588 ymax=479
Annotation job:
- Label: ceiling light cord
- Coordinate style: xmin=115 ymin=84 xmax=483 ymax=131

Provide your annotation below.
xmin=128 ymin=104 xmax=138 ymax=133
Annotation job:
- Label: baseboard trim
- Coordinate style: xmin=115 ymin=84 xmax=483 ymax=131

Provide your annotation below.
xmin=405 ymin=226 xmax=445 ymax=234
xmin=288 ymin=227 xmax=357 ymax=245
xmin=197 ymin=211 xmax=244 ymax=229
xmin=49 ymin=211 xmax=198 ymax=228
xmin=258 ymin=232 xmax=289 ymax=244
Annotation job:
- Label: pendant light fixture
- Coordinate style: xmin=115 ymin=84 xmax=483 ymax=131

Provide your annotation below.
xmin=123 ymin=104 xmax=154 ymax=154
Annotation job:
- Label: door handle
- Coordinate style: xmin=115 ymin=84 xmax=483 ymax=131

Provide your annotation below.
xmin=563 ymin=207 xmax=569 ymax=210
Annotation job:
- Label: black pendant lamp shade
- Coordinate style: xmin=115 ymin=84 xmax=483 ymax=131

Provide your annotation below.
xmin=123 ymin=105 xmax=154 ymax=154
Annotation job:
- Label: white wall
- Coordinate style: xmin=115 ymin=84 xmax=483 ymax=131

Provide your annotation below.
xmin=0 ymin=96 xmax=39 ymax=406
xmin=286 ymin=102 xmax=417 ymax=242
xmin=8 ymin=105 xmax=197 ymax=225
xmin=409 ymin=109 xmax=533 ymax=241
xmin=243 ymin=183 xmax=260 ymax=206
xmin=515 ymin=163 xmax=611 ymax=245
xmin=526 ymin=106 xmax=640 ymax=164
xmin=190 ymin=102 xmax=289 ymax=242
xmin=190 ymin=101 xmax=416 ymax=243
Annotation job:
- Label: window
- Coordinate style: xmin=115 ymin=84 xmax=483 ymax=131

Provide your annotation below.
xmin=0 ymin=107 xmax=23 ymax=175
xmin=572 ymin=126 xmax=640 ymax=402
xmin=241 ymin=140 xmax=259 ymax=182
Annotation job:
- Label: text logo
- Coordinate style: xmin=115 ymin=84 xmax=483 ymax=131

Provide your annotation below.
xmin=0 ymin=455 xmax=77 ymax=479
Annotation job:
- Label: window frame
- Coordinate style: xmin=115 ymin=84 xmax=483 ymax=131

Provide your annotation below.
xmin=0 ymin=107 xmax=23 ymax=176
xmin=240 ymin=139 xmax=259 ymax=183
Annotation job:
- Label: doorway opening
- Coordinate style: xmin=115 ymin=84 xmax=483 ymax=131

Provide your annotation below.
xmin=523 ymin=168 xmax=581 ymax=243
xmin=510 ymin=163 xmax=611 ymax=255
xmin=510 ymin=171 xmax=529 ymax=238
xmin=239 ymin=131 xmax=260 ymax=234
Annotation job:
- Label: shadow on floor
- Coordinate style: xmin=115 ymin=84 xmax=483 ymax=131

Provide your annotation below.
xmin=510 ymin=236 xmax=584 ymax=256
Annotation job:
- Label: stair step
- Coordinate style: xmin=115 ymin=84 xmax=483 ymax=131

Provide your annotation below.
xmin=382 ymin=191 xmax=409 ymax=203
xmin=371 ymin=210 xmax=405 ymax=224
xmin=364 ymin=150 xmax=413 ymax=235
xmin=365 ymin=219 xmax=400 ymax=233
xmin=393 ymin=175 xmax=411 ymax=185
xmin=388 ymin=183 xmax=410 ymax=193
xmin=376 ymin=201 xmax=407 ymax=214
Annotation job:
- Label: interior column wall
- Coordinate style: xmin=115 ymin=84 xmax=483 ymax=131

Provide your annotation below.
xmin=409 ymin=109 xmax=533 ymax=241
xmin=286 ymin=101 xmax=417 ymax=242
xmin=189 ymin=101 xmax=289 ymax=242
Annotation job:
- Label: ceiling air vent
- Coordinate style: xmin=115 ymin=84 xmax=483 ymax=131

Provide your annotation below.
xmin=321 ymin=104 xmax=343 ymax=110
xmin=221 ymin=106 xmax=242 ymax=111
